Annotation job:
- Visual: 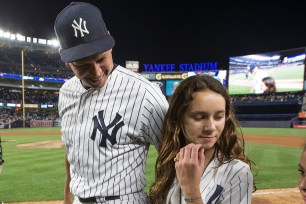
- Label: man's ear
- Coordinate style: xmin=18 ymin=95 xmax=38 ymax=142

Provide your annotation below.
xmin=58 ymin=48 xmax=63 ymax=55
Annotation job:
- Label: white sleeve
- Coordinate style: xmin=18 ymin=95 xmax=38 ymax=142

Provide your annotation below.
xmin=141 ymin=85 xmax=168 ymax=150
xmin=217 ymin=163 xmax=253 ymax=204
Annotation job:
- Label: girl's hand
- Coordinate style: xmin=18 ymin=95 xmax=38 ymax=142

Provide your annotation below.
xmin=174 ymin=143 xmax=205 ymax=197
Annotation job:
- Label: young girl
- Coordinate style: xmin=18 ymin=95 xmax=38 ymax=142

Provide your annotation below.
xmin=261 ymin=76 xmax=276 ymax=94
xmin=150 ymin=75 xmax=255 ymax=204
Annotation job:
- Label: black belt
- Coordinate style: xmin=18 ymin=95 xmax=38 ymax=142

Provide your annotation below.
xmin=78 ymin=196 xmax=120 ymax=203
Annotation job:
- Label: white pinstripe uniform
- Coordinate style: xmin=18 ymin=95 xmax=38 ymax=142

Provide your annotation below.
xmin=166 ymin=157 xmax=253 ymax=204
xmin=58 ymin=65 xmax=168 ymax=203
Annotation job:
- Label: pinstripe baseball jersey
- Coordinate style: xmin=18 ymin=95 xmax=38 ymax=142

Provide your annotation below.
xmin=58 ymin=65 xmax=168 ymax=201
xmin=166 ymin=157 xmax=253 ymax=204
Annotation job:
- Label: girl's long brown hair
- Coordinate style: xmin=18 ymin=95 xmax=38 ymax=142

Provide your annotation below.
xmin=149 ymin=75 xmax=255 ymax=204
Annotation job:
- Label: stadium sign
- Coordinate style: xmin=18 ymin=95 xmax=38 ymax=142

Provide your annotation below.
xmin=143 ymin=62 xmax=218 ymax=72
xmin=140 ymin=72 xmax=188 ymax=80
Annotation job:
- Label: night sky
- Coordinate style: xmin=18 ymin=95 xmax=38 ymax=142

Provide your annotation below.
xmin=0 ymin=0 xmax=305 ymax=67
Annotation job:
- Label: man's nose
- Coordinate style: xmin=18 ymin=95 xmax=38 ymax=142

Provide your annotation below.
xmin=89 ymin=63 xmax=101 ymax=77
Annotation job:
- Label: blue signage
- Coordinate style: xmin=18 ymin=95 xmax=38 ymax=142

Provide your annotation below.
xmin=0 ymin=72 xmax=68 ymax=83
xmin=143 ymin=62 xmax=218 ymax=72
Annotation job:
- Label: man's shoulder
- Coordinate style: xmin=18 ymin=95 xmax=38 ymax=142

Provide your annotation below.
xmin=60 ymin=76 xmax=79 ymax=88
xmin=114 ymin=65 xmax=151 ymax=85
xmin=114 ymin=65 xmax=168 ymax=103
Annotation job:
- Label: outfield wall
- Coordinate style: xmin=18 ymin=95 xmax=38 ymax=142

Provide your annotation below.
xmin=0 ymin=119 xmax=61 ymax=129
xmin=239 ymin=120 xmax=291 ymax=128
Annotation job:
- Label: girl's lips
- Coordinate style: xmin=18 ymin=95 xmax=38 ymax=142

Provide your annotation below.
xmin=300 ymin=192 xmax=306 ymax=201
xmin=199 ymin=134 xmax=214 ymax=138
xmin=199 ymin=137 xmax=214 ymax=142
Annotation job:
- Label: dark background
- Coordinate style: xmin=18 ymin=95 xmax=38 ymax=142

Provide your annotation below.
xmin=0 ymin=0 xmax=305 ymax=67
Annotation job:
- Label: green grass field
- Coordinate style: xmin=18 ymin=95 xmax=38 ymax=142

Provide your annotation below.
xmin=0 ymin=127 xmax=305 ymax=202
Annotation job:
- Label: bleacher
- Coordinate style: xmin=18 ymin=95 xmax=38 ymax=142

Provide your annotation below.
xmin=0 ymin=34 xmax=65 ymax=128
xmin=231 ymin=92 xmax=304 ymax=128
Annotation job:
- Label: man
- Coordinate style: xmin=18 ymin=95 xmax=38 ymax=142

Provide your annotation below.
xmin=0 ymin=137 xmax=4 ymax=174
xmin=54 ymin=2 xmax=168 ymax=203
xmin=0 ymin=137 xmax=4 ymax=204
xmin=249 ymin=64 xmax=269 ymax=94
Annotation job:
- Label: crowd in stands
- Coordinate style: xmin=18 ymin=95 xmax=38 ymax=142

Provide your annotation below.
xmin=230 ymin=92 xmax=303 ymax=104
xmin=0 ymin=107 xmax=59 ymax=128
xmin=0 ymin=47 xmax=73 ymax=79
xmin=0 ymin=87 xmax=59 ymax=105
xmin=0 ymin=107 xmax=22 ymax=128
xmin=230 ymin=92 xmax=304 ymax=123
xmin=0 ymin=85 xmax=304 ymax=125
xmin=0 ymin=87 xmax=60 ymax=128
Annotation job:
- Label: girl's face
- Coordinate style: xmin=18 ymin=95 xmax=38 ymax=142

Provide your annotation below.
xmin=182 ymin=90 xmax=226 ymax=154
xmin=260 ymin=81 xmax=268 ymax=92
xmin=298 ymin=150 xmax=306 ymax=203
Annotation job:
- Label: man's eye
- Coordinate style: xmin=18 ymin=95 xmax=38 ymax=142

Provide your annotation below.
xmin=77 ymin=65 xmax=88 ymax=69
xmin=97 ymin=58 xmax=105 ymax=63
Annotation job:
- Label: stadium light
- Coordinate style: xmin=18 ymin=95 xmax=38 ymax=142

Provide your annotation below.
xmin=38 ymin=38 xmax=47 ymax=45
xmin=245 ymin=54 xmax=280 ymax=61
xmin=47 ymin=39 xmax=60 ymax=47
xmin=0 ymin=28 xmax=60 ymax=48
xmin=16 ymin=34 xmax=26 ymax=42
xmin=3 ymin=31 xmax=10 ymax=38
xmin=51 ymin=39 xmax=60 ymax=47
xmin=10 ymin=34 xmax=16 ymax=40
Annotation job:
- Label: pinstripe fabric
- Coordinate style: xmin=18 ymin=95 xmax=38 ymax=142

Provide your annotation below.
xmin=58 ymin=65 xmax=168 ymax=201
xmin=166 ymin=157 xmax=253 ymax=204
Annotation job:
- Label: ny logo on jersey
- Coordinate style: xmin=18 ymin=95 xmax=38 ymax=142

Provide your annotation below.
xmin=72 ymin=18 xmax=89 ymax=37
xmin=90 ymin=110 xmax=125 ymax=147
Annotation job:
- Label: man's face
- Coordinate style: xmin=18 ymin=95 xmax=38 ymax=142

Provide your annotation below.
xmin=251 ymin=66 xmax=259 ymax=75
xmin=67 ymin=49 xmax=114 ymax=89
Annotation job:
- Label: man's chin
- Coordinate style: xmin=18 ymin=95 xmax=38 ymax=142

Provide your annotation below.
xmin=91 ymin=81 xmax=106 ymax=89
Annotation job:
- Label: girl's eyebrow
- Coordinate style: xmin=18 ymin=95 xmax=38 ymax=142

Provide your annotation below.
xmin=298 ymin=163 xmax=304 ymax=169
xmin=191 ymin=110 xmax=225 ymax=114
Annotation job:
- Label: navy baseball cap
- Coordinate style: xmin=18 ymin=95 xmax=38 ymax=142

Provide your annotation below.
xmin=54 ymin=2 xmax=115 ymax=62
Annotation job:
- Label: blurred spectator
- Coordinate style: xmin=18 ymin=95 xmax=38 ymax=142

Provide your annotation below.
xmin=261 ymin=76 xmax=277 ymax=94
xmin=0 ymin=137 xmax=4 ymax=174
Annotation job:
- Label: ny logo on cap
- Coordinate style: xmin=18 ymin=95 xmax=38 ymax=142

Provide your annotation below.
xmin=72 ymin=18 xmax=89 ymax=37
